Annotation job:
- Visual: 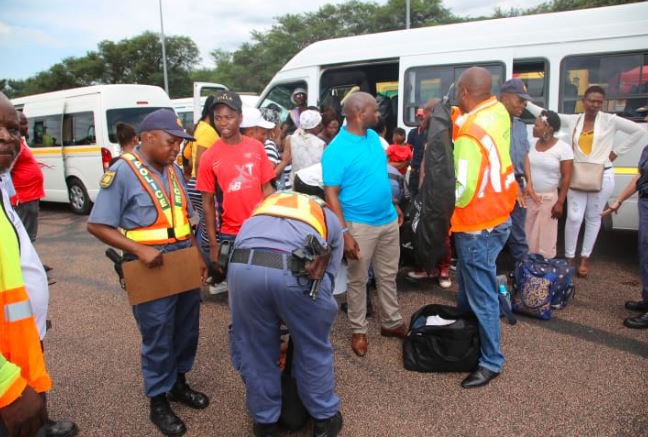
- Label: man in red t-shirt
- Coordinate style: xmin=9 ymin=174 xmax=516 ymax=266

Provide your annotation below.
xmin=11 ymin=112 xmax=45 ymax=242
xmin=196 ymin=91 xmax=275 ymax=269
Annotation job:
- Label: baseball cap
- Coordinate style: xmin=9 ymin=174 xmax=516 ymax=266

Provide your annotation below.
xmin=213 ymin=90 xmax=242 ymax=112
xmin=139 ymin=109 xmax=194 ymax=140
xmin=636 ymin=105 xmax=648 ymax=114
xmin=260 ymin=107 xmax=281 ymax=125
xmin=299 ymin=110 xmax=322 ymax=130
xmin=241 ymin=107 xmax=275 ymax=129
xmin=500 ymin=79 xmax=532 ymax=101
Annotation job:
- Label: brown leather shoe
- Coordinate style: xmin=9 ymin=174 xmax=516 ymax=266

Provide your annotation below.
xmin=577 ymin=256 xmax=589 ymax=278
xmin=351 ymin=334 xmax=368 ymax=357
xmin=380 ymin=323 xmax=408 ymax=338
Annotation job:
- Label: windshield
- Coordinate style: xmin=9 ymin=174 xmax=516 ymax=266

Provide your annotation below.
xmin=106 ymin=107 xmax=172 ymax=143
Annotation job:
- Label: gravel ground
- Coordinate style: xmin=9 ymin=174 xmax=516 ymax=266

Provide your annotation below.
xmin=36 ymin=205 xmax=647 ymax=437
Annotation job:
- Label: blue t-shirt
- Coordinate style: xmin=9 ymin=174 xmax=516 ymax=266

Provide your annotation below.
xmin=88 ymin=149 xmax=193 ymax=254
xmin=322 ymin=127 xmax=397 ymax=226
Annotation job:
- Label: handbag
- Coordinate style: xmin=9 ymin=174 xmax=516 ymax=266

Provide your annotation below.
xmin=570 ymin=162 xmax=604 ymax=192
xmin=512 ymin=254 xmax=564 ymax=320
xmin=403 ymin=304 xmax=480 ymax=373
xmin=570 ymin=115 xmax=604 ymax=192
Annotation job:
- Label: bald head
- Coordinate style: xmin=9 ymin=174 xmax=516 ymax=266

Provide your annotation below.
xmin=456 ymin=67 xmax=493 ymax=112
xmin=0 ymin=92 xmax=21 ymax=171
xmin=344 ymin=92 xmax=379 ymax=133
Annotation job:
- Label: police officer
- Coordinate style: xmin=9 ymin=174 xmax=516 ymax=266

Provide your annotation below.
xmin=87 ymin=109 xmax=209 ymax=436
xmin=228 ymin=191 xmax=344 ymax=437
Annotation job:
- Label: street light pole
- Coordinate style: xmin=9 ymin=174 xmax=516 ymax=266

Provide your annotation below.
xmin=406 ymin=0 xmax=411 ymax=29
xmin=159 ymin=0 xmax=169 ymax=95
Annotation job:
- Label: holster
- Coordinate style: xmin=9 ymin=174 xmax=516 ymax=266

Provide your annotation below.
xmin=304 ymin=254 xmax=331 ymax=280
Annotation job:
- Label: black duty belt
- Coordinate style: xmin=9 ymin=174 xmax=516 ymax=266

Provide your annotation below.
xmin=230 ymin=248 xmax=301 ymax=271
xmin=640 ymin=191 xmax=648 ymax=199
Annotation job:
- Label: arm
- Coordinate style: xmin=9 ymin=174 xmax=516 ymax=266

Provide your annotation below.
xmin=193 ymin=145 xmax=208 ymax=175
xmin=526 ymin=101 xmax=579 ymax=131
xmin=202 ymin=192 xmax=219 ymax=266
xmin=0 ymin=354 xmax=46 ymax=437
xmin=262 ymin=182 xmax=275 ymax=198
xmin=611 ymin=116 xmax=648 ymax=159
xmin=552 ymin=159 xmax=573 ymax=219
xmin=602 ymin=174 xmax=640 ymax=216
xmin=324 ymin=185 xmax=359 ymax=260
xmin=87 ymin=223 xmax=163 ymax=267
xmin=282 ymin=137 xmax=292 ymax=166
xmin=524 ymin=154 xmax=540 ymax=205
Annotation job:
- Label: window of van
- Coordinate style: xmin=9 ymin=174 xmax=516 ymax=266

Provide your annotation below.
xmin=404 ymin=63 xmax=505 ymax=126
xmin=63 ymin=112 xmax=96 ymax=146
xmin=560 ymin=51 xmax=648 ymax=120
xmin=106 ymin=107 xmax=171 ymax=143
xmin=513 ymin=59 xmax=548 ymax=123
xmin=28 ymin=115 xmax=63 ymax=148
xmin=258 ymin=82 xmax=307 ymax=124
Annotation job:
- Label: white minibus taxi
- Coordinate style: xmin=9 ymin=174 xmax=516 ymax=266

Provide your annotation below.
xmin=12 ymin=84 xmax=173 ymax=214
xmin=257 ymin=2 xmax=648 ymax=230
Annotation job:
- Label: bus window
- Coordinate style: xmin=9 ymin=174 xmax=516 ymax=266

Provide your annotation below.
xmin=106 ymin=107 xmax=170 ymax=143
xmin=29 ymin=115 xmax=63 ymax=148
xmin=404 ymin=62 xmax=505 ymax=126
xmin=513 ymin=59 xmax=548 ymax=123
xmin=560 ymin=51 xmax=648 ymax=120
xmin=63 ymin=112 xmax=96 ymax=146
xmin=258 ymin=81 xmax=307 ymax=124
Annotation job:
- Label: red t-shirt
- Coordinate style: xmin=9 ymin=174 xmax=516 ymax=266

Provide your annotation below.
xmin=11 ymin=138 xmax=45 ymax=205
xmin=196 ymin=135 xmax=275 ymax=235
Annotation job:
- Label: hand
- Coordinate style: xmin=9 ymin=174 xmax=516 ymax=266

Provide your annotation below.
xmin=199 ymin=260 xmax=209 ymax=284
xmin=525 ymin=185 xmax=541 ymax=206
xmin=343 ymin=232 xmax=360 ymax=260
xmin=601 ymin=201 xmax=621 ymax=217
xmin=0 ymin=385 xmax=47 ymax=437
xmin=135 ymin=245 xmax=163 ymax=268
xmin=515 ymin=189 xmax=527 ymax=209
xmin=609 ymin=151 xmax=617 ymax=162
xmin=394 ymin=203 xmax=404 ymax=226
xmin=551 ymin=201 xmax=564 ymax=219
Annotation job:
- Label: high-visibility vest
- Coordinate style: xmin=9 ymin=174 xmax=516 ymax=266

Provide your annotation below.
xmin=0 ymin=195 xmax=51 ymax=408
xmin=252 ymin=192 xmax=328 ymax=239
xmin=120 ymin=152 xmax=192 ymax=245
xmin=451 ymin=98 xmax=517 ymax=232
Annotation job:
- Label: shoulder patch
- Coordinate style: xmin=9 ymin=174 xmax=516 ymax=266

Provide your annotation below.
xmin=100 ymin=170 xmax=116 ymax=188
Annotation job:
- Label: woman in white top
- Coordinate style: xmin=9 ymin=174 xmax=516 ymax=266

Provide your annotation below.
xmin=527 ymin=86 xmax=647 ymax=277
xmin=283 ymin=109 xmax=326 ymax=185
xmin=524 ymin=110 xmax=573 ymax=259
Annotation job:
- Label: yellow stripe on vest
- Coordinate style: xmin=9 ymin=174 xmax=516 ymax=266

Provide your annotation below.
xmin=252 ymin=192 xmax=327 ymax=239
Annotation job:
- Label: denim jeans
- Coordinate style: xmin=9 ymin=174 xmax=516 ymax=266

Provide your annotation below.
xmin=455 ymin=220 xmax=511 ymax=373
xmin=640 ymin=199 xmax=648 ymax=302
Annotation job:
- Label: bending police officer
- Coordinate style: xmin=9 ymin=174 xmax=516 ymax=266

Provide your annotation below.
xmin=87 ymin=109 xmax=209 ymax=437
xmin=228 ymin=191 xmax=344 ymax=437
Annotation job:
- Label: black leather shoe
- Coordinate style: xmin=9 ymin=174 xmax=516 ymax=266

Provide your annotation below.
xmin=45 ymin=420 xmax=79 ymax=437
xmin=625 ymin=300 xmax=648 ymax=312
xmin=624 ymin=311 xmax=648 ymax=329
xmin=150 ymin=395 xmax=186 ymax=436
xmin=461 ymin=366 xmax=500 ymax=389
xmin=313 ymin=412 xmax=343 ymax=437
xmin=253 ymin=422 xmax=278 ymax=437
xmin=167 ymin=374 xmax=210 ymax=409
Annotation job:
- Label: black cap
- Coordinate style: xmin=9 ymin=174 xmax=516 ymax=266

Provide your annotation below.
xmin=500 ymin=79 xmax=532 ymax=101
xmin=213 ymin=90 xmax=242 ymax=112
xmin=540 ymin=110 xmax=561 ymax=132
xmin=139 ymin=109 xmax=194 ymax=140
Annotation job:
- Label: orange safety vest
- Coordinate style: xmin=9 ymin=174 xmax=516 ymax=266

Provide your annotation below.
xmin=451 ymin=98 xmax=517 ymax=233
xmin=120 ymin=152 xmax=192 ymax=245
xmin=0 ymin=196 xmax=51 ymax=408
xmin=252 ymin=192 xmax=328 ymax=239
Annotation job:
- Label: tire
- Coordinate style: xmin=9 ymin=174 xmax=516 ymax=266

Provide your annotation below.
xmin=67 ymin=178 xmax=91 ymax=215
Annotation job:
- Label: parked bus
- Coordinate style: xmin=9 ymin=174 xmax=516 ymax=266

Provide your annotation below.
xmin=12 ymin=85 xmax=173 ymax=214
xmin=257 ymin=2 xmax=648 ymax=230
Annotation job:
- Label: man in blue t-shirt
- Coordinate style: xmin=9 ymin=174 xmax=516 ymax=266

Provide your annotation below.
xmin=322 ymin=92 xmax=407 ymax=357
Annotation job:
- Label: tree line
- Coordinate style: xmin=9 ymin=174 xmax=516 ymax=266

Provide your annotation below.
xmin=1 ymin=0 xmax=638 ymax=99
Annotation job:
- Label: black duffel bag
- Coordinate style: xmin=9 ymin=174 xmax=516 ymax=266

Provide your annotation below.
xmin=403 ymin=304 xmax=480 ymax=373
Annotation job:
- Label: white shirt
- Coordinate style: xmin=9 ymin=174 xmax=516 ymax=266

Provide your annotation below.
xmin=0 ymin=173 xmax=49 ymax=339
xmin=528 ymin=139 xmax=574 ymax=193
xmin=289 ymin=129 xmax=325 ymax=184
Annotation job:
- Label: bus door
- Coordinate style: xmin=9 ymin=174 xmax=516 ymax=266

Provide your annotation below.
xmin=23 ymin=99 xmax=67 ymax=203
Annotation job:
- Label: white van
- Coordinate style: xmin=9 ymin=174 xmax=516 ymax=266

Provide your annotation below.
xmin=257 ymin=3 xmax=648 ymax=230
xmin=12 ymin=84 xmax=173 ymax=214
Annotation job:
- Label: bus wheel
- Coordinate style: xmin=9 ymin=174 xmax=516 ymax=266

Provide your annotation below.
xmin=68 ymin=178 xmax=91 ymax=215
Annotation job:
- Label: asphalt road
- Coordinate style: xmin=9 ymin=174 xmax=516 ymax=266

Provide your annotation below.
xmin=36 ymin=204 xmax=647 ymax=437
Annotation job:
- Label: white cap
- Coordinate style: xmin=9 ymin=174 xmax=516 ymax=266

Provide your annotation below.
xmin=241 ymin=107 xmax=275 ymax=129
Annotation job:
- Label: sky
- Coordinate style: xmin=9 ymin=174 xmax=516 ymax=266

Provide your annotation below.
xmin=0 ymin=0 xmax=545 ymax=80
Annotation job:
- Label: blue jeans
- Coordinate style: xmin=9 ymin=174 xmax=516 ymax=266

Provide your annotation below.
xmin=455 ymin=220 xmax=511 ymax=373
xmin=640 ymin=199 xmax=648 ymax=302
xmin=507 ymin=202 xmax=528 ymax=265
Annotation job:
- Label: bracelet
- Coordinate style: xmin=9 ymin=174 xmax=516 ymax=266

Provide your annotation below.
xmin=341 ymin=227 xmax=349 ymax=234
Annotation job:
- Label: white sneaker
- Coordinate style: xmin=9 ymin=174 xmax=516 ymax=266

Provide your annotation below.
xmin=407 ymin=270 xmax=432 ymax=280
xmin=439 ymin=276 xmax=452 ymax=289
xmin=209 ymin=282 xmax=228 ymax=295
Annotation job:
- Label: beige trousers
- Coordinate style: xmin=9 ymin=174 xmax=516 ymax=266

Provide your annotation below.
xmin=346 ymin=219 xmax=403 ymax=334
xmin=525 ymin=191 xmax=559 ymax=258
